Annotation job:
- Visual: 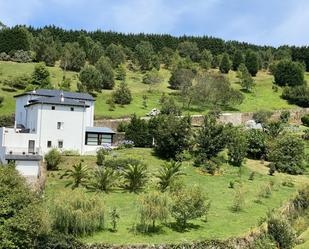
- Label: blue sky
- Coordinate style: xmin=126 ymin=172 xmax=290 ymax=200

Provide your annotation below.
xmin=0 ymin=0 xmax=308 ymax=46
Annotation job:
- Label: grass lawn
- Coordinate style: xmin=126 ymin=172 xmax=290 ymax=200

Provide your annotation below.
xmin=44 ymin=148 xmax=305 ymax=245
xmin=0 ymin=61 xmax=302 ymax=118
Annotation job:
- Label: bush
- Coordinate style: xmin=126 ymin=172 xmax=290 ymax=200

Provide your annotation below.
xmin=253 ymin=110 xmax=273 ymax=125
xmin=0 ymin=165 xmax=45 ymax=249
xmin=273 ymin=60 xmax=305 ymax=87
xmin=44 ymin=148 xmax=62 ymax=170
xmin=142 ymin=68 xmax=162 ymax=85
xmin=302 ymin=129 xmax=309 ymax=140
xmin=282 ymin=85 xmax=309 ymax=107
xmin=36 ymin=233 xmax=83 ymax=249
xmin=117 ymin=121 xmax=128 ymax=132
xmin=227 ymin=127 xmax=248 ymax=166
xmin=168 ymin=68 xmax=194 ymax=90
xmin=125 ymin=114 xmax=152 ymax=147
xmin=96 ymin=148 xmax=108 ymax=166
xmin=112 ymin=81 xmax=132 ymax=105
xmin=105 ymin=158 xmax=143 ymax=171
xmin=301 ymin=114 xmax=309 ymax=127
xmin=79 ymin=65 xmax=102 ymax=93
xmin=0 ymin=52 xmax=10 ymax=61
xmin=3 ymin=74 xmax=31 ymax=90
xmin=11 ymin=50 xmax=33 ymax=63
xmin=138 ymin=191 xmax=169 ymax=232
xmin=246 ymin=129 xmax=267 ymax=159
xmin=170 ymin=185 xmax=210 ymax=229
xmin=232 ymin=185 xmax=245 ymax=212
xmin=219 ymin=53 xmax=231 ymax=74
xmin=267 ymin=213 xmax=296 ymax=249
xmin=156 ymin=161 xmax=184 ymax=192
xmin=122 ymin=164 xmax=148 ymax=192
xmin=32 ymin=62 xmax=52 ymax=88
xmin=293 ymin=186 xmax=309 ymax=210
xmin=268 ymin=134 xmax=305 ymax=175
xmin=51 ymin=190 xmax=105 ymax=236
xmin=0 ymin=114 xmax=14 ymax=127
xmin=87 ymin=167 xmax=119 ymax=193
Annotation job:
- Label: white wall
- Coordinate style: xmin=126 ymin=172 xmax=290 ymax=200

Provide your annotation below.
xmin=37 ymin=104 xmax=86 ymax=155
xmin=15 ymin=160 xmax=40 ymax=177
xmin=15 ymin=95 xmax=31 ymax=126
xmin=3 ymin=129 xmax=39 ymax=153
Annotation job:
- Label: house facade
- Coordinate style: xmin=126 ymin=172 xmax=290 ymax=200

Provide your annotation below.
xmin=0 ymin=89 xmax=115 ymax=178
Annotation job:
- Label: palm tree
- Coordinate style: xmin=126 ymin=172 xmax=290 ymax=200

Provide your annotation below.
xmin=156 ymin=160 xmax=185 ymax=192
xmin=122 ymin=164 xmax=148 ymax=193
xmin=87 ymin=167 xmax=119 ymax=193
xmin=61 ymin=161 xmax=90 ymax=189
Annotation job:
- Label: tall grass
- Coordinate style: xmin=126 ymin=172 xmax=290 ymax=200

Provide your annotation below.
xmin=51 ymin=190 xmax=105 ymax=236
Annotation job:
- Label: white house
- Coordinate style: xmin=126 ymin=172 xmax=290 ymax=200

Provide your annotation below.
xmin=0 ymin=89 xmax=115 ymax=178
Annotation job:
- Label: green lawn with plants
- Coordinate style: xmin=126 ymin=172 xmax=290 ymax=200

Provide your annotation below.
xmin=0 ymin=61 xmax=305 ymax=118
xmin=44 ymin=148 xmax=306 ymax=245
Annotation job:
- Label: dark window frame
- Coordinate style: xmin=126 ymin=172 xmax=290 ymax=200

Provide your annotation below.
xmin=51 ymin=106 xmax=55 ymax=110
xmin=70 ymin=107 xmax=74 ymax=111
xmin=85 ymin=132 xmax=113 ymax=146
xmin=58 ymin=140 xmax=63 ymax=149
xmin=47 ymin=141 xmax=52 ymax=148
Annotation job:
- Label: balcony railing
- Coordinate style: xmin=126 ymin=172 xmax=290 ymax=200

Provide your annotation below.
xmin=5 ymin=147 xmax=41 ymax=155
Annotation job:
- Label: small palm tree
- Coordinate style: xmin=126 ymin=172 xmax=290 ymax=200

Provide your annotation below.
xmin=61 ymin=161 xmax=90 ymax=189
xmin=156 ymin=160 xmax=185 ymax=192
xmin=122 ymin=164 xmax=148 ymax=193
xmin=87 ymin=167 xmax=119 ymax=193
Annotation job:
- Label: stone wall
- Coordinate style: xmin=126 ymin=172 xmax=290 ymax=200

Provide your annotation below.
xmin=95 ymin=108 xmax=309 ymax=131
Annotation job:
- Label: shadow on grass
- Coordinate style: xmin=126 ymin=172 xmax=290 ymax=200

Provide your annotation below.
xmin=168 ymin=222 xmax=201 ymax=233
xmin=128 ymin=224 xmax=167 ymax=237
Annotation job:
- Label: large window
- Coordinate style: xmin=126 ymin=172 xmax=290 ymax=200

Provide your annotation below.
xmin=85 ymin=133 xmax=112 ymax=145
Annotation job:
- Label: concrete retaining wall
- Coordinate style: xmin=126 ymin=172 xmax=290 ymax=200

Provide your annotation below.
xmin=95 ymin=108 xmax=309 ymax=131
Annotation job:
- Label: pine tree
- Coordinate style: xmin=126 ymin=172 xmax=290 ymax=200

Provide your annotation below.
xmin=232 ymin=50 xmax=244 ymax=71
xmin=219 ymin=53 xmax=231 ymax=74
xmin=245 ymin=50 xmax=259 ymax=76
xmin=237 ymin=63 xmax=254 ymax=92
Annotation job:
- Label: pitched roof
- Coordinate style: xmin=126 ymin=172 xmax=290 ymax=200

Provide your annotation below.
xmin=25 ymin=96 xmax=90 ymax=108
xmin=86 ymin=127 xmax=115 ymax=134
xmin=14 ymin=89 xmax=95 ymax=101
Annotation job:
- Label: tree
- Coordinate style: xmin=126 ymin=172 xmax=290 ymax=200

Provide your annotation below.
xmin=156 ymin=161 xmax=185 ymax=192
xmin=219 ymin=52 xmax=231 ymax=74
xmin=61 ymin=161 xmax=90 ymax=189
xmin=105 ymin=43 xmax=126 ymax=68
xmin=60 ymin=42 xmax=86 ymax=72
xmin=237 ymin=63 xmax=254 ymax=91
xmin=95 ymin=56 xmax=115 ymax=89
xmin=245 ymin=50 xmax=259 ymax=76
xmin=200 ymin=49 xmax=213 ymax=70
xmin=115 ymin=63 xmax=126 ymax=80
xmin=246 ymin=129 xmax=267 ymax=160
xmin=33 ymin=29 xmax=59 ymax=66
xmin=44 ymin=148 xmax=62 ymax=170
xmin=32 ymin=63 xmax=52 ymax=88
xmin=88 ymin=41 xmax=104 ymax=65
xmin=194 ymin=113 xmax=227 ymax=163
xmin=273 ymin=60 xmax=305 ymax=87
xmin=168 ymin=68 xmax=194 ymax=90
xmin=87 ymin=167 xmax=119 ymax=193
xmin=79 ymin=65 xmax=102 ymax=92
xmin=227 ymin=127 xmax=248 ymax=166
xmin=178 ymin=41 xmax=200 ymax=62
xmin=125 ymin=114 xmax=152 ymax=147
xmin=170 ymin=185 xmax=210 ymax=229
xmin=282 ymin=85 xmax=309 ymax=107
xmin=143 ymin=68 xmax=162 ymax=85
xmin=138 ymin=191 xmax=169 ymax=231
xmin=151 ymin=115 xmax=191 ymax=159
xmin=0 ymin=26 xmax=32 ymax=53
xmin=122 ymin=164 xmax=148 ymax=192
xmin=267 ymin=213 xmax=296 ymax=249
xmin=0 ymin=165 xmax=45 ymax=249
xmin=78 ymin=34 xmax=95 ymax=59
xmin=112 ymin=81 xmax=132 ymax=105
xmin=135 ymin=41 xmax=157 ymax=71
xmin=160 ymin=47 xmax=175 ymax=68
xmin=268 ymin=134 xmax=305 ymax=175
xmin=232 ymin=50 xmax=244 ymax=71
xmin=160 ymin=95 xmax=181 ymax=116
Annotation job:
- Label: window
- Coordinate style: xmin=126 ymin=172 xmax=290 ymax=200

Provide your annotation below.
xmin=58 ymin=140 xmax=63 ymax=149
xmin=70 ymin=107 xmax=74 ymax=111
xmin=47 ymin=141 xmax=52 ymax=148
xmin=86 ymin=133 xmax=112 ymax=145
xmin=51 ymin=106 xmax=55 ymax=110
xmin=57 ymin=122 xmax=64 ymax=130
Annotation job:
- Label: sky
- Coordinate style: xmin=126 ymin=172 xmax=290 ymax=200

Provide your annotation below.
xmin=0 ymin=0 xmax=308 ymax=47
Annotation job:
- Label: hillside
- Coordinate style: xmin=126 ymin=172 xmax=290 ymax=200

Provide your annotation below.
xmin=0 ymin=61 xmax=300 ymax=119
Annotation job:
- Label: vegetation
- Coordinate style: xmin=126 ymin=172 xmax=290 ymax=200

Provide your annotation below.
xmin=273 ymin=60 xmax=305 ymax=87
xmin=156 ymin=161 xmax=184 ymax=192
xmin=122 ymin=163 xmax=148 ymax=192
xmin=44 ymin=148 xmax=62 ymax=170
xmin=61 ymin=161 xmax=90 ymax=189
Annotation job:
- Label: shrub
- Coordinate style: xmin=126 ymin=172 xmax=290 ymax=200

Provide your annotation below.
xmin=95 ymin=56 xmax=115 ymax=89
xmin=36 ymin=233 xmax=83 ymax=249
xmin=168 ymin=68 xmax=194 ymax=90
xmin=112 ymin=81 xmax=132 ymax=105
xmin=0 ymin=165 xmax=45 ymax=249
xmin=44 ymin=148 xmax=62 ymax=170
xmin=4 ymin=74 xmax=31 ymax=90
xmin=227 ymin=127 xmax=248 ymax=166
xmin=268 ymin=134 xmax=305 ymax=175
xmin=115 ymin=64 xmax=126 ymax=80
xmin=253 ymin=110 xmax=273 ymax=125
xmin=293 ymin=186 xmax=309 ymax=210
xmin=302 ymin=129 xmax=309 ymax=140
xmin=246 ymin=129 xmax=267 ymax=159
xmin=117 ymin=121 xmax=128 ymax=132
xmin=61 ymin=162 xmax=90 ymax=189
xmin=117 ymin=140 xmax=134 ymax=149
xmin=96 ymin=148 xmax=108 ymax=166
xmin=105 ymin=158 xmax=143 ymax=171
xmin=273 ymin=60 xmax=305 ymax=87
xmin=200 ymin=157 xmax=221 ymax=175
xmin=122 ymin=164 xmax=148 ymax=192
xmin=11 ymin=50 xmax=33 ymax=63
xmin=301 ymin=114 xmax=309 ymax=127
xmin=0 ymin=52 xmax=10 ymax=61
xmin=87 ymin=167 xmax=119 ymax=193
xmin=109 ymin=208 xmax=120 ymax=232
xmin=156 ymin=161 xmax=185 ymax=192
xmin=267 ymin=213 xmax=296 ymax=249
xmin=51 ymin=190 xmax=105 ymax=236
xmin=125 ymin=114 xmax=152 ymax=147
xmin=79 ymin=65 xmax=102 ymax=92
xmin=280 ymin=110 xmax=290 ymax=123
xmin=237 ymin=63 xmax=254 ymax=91
xmin=142 ymin=68 xmax=162 ymax=85
xmin=32 ymin=62 xmax=51 ymax=88
xmin=282 ymin=85 xmax=309 ymax=107
xmin=159 ymin=95 xmax=181 ymax=116
xmin=138 ymin=191 xmax=169 ymax=232
xmin=232 ymin=186 xmax=245 ymax=212
xmin=170 ymin=185 xmax=210 ymax=229
xmin=219 ymin=53 xmax=231 ymax=74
